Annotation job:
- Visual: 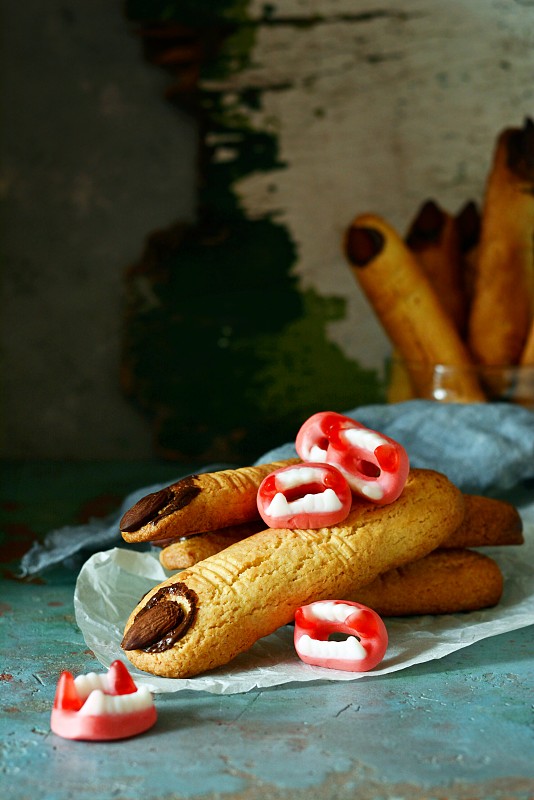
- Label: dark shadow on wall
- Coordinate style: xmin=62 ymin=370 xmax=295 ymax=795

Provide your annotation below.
xmin=121 ymin=3 xmax=385 ymax=463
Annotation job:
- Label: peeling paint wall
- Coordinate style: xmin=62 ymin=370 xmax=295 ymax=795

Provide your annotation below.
xmin=230 ymin=0 xmax=534 ymax=368
xmin=2 ymin=0 xmax=534 ymax=458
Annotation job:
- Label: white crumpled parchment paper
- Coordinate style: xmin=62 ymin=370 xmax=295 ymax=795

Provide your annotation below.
xmin=74 ymin=503 xmax=534 ymax=695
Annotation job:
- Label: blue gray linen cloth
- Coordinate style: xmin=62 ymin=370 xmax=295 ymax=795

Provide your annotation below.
xmin=19 ymin=401 xmax=534 ymax=576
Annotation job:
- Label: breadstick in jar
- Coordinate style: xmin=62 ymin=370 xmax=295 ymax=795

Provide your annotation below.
xmin=406 ymin=199 xmax=467 ymax=335
xmin=386 ymin=351 xmax=415 ymax=403
xmin=515 ymin=318 xmax=534 ymax=407
xmin=520 ymin=318 xmax=534 ymax=366
xmin=468 ymin=118 xmax=534 ymax=365
xmin=344 ymin=213 xmax=485 ymax=401
xmin=455 ymin=199 xmax=481 ymax=311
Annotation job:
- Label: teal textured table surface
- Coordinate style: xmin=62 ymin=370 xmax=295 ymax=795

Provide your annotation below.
xmin=1 ymin=462 xmax=533 ymax=800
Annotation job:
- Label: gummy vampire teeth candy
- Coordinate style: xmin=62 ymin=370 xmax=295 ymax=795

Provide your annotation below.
xmin=295 ymin=411 xmax=409 ymax=504
xmin=256 ymin=462 xmax=352 ymax=529
xmin=50 ymin=660 xmax=157 ymax=741
xmin=294 ymin=600 xmax=388 ymax=672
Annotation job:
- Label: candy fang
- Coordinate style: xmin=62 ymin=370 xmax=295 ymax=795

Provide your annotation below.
xmin=296 ymin=411 xmax=410 ymax=505
xmin=294 ymin=600 xmax=388 ymax=672
xmin=257 ymin=463 xmax=352 ymax=529
xmin=50 ymin=660 xmax=156 ymax=741
xmin=54 ymin=671 xmax=83 ymax=712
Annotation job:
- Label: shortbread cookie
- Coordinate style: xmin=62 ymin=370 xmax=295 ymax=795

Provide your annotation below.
xmin=159 ymin=522 xmax=266 ymax=570
xmin=121 ymin=469 xmax=464 ymax=678
xmin=120 ymin=459 xmax=299 ymax=544
xmin=440 ymin=494 xmax=523 ymax=549
xmin=353 ymin=548 xmax=503 ymax=616
xmin=158 ymin=493 xmax=523 ymax=570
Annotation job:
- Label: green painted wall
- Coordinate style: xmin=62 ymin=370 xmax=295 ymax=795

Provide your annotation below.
xmin=122 ymin=1 xmax=384 ymax=461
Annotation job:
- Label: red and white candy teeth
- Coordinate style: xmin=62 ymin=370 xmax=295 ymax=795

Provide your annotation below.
xmin=294 ymin=600 xmax=388 ymax=672
xmin=295 ymin=411 xmax=409 ymax=505
xmin=50 ymin=660 xmax=157 ymax=741
xmin=256 ymin=462 xmax=352 ymax=529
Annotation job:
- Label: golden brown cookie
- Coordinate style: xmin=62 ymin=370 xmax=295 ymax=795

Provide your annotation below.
xmin=353 ymin=548 xmax=503 ymax=616
xmin=344 ymin=213 xmax=485 ymax=402
xmin=440 ymin=494 xmax=523 ymax=549
xmin=159 ymin=521 xmax=267 ymax=570
xmin=120 ymin=459 xmax=299 ymax=544
xmin=157 ymin=494 xmax=522 ymax=570
xmin=121 ymin=468 xmax=465 ymax=678
xmin=468 ymin=119 xmax=534 ymax=366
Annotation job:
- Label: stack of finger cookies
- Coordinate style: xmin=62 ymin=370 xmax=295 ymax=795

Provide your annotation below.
xmin=344 ymin=118 xmax=534 ymax=405
xmin=118 ymin=460 xmax=523 ymax=678
xmin=115 ymin=122 xmax=532 ymax=680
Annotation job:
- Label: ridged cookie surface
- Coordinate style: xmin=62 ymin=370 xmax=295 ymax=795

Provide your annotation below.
xmin=158 ymin=521 xmax=267 ymax=570
xmin=441 ymin=494 xmax=523 ymax=549
xmin=353 ymin=548 xmax=503 ymax=615
xmin=122 ymin=468 xmax=464 ymax=678
xmin=120 ymin=459 xmax=298 ymax=543
xmin=157 ymin=493 xmax=522 ymax=569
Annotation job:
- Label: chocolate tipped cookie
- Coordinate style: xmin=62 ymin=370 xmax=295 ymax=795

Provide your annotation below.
xmin=122 ymin=468 xmax=465 ymax=679
xmin=120 ymin=459 xmax=299 ymax=544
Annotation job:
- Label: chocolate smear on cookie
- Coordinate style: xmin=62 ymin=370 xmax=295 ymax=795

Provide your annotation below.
xmin=122 ymin=583 xmax=197 ymax=653
xmin=120 ymin=477 xmax=201 ymax=532
xmin=120 ymin=487 xmax=173 ymax=532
